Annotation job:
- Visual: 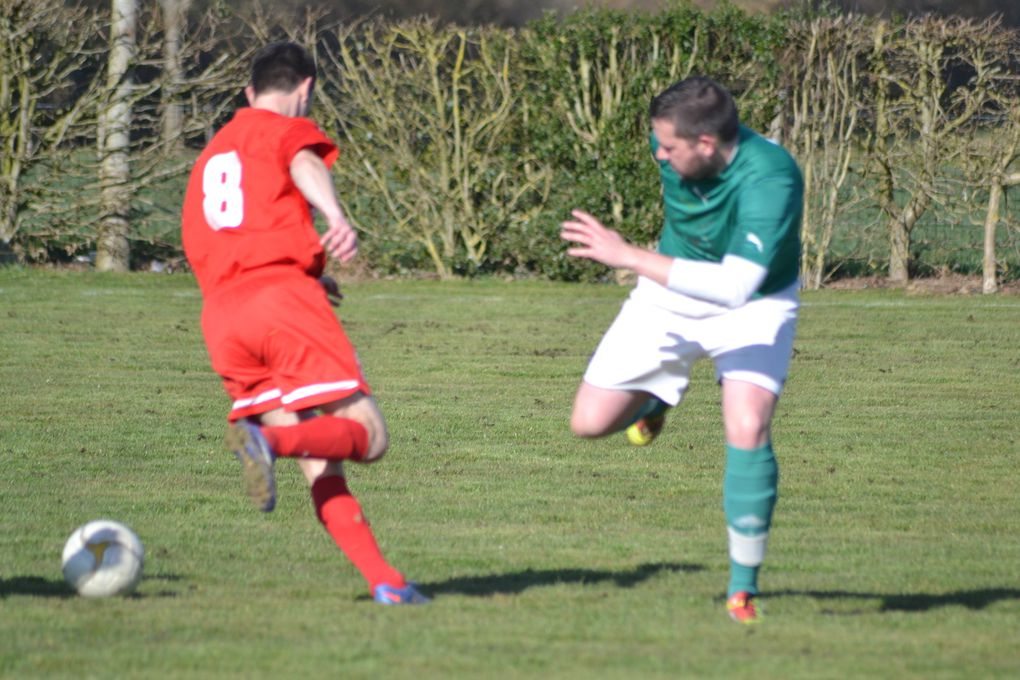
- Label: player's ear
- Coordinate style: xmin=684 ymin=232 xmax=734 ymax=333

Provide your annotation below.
xmin=696 ymin=133 xmax=717 ymax=157
xmin=244 ymin=85 xmax=256 ymax=106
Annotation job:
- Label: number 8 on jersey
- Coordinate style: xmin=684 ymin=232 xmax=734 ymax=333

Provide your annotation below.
xmin=202 ymin=151 xmax=244 ymax=230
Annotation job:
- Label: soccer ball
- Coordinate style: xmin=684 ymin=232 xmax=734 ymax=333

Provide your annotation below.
xmin=61 ymin=520 xmax=145 ymax=597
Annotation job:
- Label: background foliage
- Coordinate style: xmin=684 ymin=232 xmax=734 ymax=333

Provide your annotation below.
xmin=1 ymin=0 xmax=1019 ymax=285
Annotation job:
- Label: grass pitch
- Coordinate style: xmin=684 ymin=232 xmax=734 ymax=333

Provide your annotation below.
xmin=1 ymin=270 xmax=1018 ymax=679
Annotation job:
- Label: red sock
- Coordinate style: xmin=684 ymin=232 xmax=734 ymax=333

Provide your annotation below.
xmin=311 ymin=475 xmax=405 ymax=592
xmin=262 ymin=416 xmax=368 ymax=461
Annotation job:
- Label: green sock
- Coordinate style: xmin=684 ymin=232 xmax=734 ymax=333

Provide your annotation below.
xmin=626 ymin=395 xmax=669 ymax=427
xmin=723 ymin=443 xmax=778 ymax=597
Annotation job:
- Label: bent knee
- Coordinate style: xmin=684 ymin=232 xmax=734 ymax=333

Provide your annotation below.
xmin=360 ymin=428 xmax=389 ymax=463
xmin=724 ymin=417 xmax=771 ymax=449
xmin=570 ymin=411 xmax=612 ymax=439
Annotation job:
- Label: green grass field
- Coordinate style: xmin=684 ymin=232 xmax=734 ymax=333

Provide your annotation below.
xmin=1 ymin=270 xmax=1018 ymax=679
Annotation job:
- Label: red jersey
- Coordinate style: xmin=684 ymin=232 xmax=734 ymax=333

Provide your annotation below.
xmin=181 ymin=108 xmax=339 ymax=295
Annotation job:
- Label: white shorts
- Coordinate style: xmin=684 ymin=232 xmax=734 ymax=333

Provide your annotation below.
xmin=583 ymin=280 xmax=799 ymax=405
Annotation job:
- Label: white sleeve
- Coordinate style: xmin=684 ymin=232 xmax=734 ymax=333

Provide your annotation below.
xmin=666 ymin=255 xmax=768 ymax=308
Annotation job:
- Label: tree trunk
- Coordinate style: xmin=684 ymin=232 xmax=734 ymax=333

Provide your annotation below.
xmin=95 ymin=0 xmax=137 ymax=272
xmin=984 ymin=172 xmax=1020 ymax=294
xmin=160 ymin=0 xmax=191 ymax=148
xmin=887 ymin=191 xmax=929 ymax=285
xmin=1 ymin=47 xmax=32 ymax=250
xmin=982 ymin=181 xmax=1003 ymax=294
xmin=888 ymin=219 xmax=910 ymax=284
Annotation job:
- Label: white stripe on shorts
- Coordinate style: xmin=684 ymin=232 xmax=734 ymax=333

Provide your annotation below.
xmin=231 ymin=388 xmax=282 ymax=412
xmin=281 ymin=380 xmax=360 ymax=405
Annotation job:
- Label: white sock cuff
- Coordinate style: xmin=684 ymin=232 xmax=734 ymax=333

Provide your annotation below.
xmin=728 ymin=527 xmax=769 ymax=567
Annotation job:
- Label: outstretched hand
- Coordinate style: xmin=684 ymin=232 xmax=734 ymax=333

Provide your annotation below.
xmin=320 ymin=214 xmax=358 ymax=263
xmin=560 ymin=210 xmax=635 ymax=270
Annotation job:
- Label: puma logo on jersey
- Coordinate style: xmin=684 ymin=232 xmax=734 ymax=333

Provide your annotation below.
xmin=746 ymin=233 xmax=764 ymax=253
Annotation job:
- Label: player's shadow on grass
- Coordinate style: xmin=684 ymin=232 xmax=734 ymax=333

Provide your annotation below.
xmin=771 ymin=587 xmax=1020 ymax=613
xmin=423 ymin=561 xmax=703 ymax=598
xmin=0 ymin=576 xmax=75 ymax=599
xmin=0 ymin=574 xmax=184 ymax=599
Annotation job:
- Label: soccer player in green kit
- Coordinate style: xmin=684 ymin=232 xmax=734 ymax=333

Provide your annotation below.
xmin=560 ymin=76 xmax=802 ymax=624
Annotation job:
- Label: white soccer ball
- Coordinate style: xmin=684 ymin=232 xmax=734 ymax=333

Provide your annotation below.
xmin=61 ymin=520 xmax=145 ymax=598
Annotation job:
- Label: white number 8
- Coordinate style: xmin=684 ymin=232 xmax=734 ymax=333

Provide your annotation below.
xmin=202 ymin=151 xmax=244 ymax=230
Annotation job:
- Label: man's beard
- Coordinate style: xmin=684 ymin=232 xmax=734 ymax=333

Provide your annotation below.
xmin=677 ymin=152 xmax=725 ymax=181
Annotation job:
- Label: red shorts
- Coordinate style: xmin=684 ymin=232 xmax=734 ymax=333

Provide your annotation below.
xmin=201 ymin=271 xmax=370 ymax=422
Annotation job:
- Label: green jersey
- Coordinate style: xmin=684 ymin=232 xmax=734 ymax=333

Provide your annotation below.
xmin=653 ymin=125 xmax=803 ymax=296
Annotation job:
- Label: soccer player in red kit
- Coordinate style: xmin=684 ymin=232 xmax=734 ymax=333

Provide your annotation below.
xmin=181 ymin=42 xmax=428 ymax=605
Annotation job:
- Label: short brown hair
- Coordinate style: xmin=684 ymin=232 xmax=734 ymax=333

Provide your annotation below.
xmin=250 ymin=42 xmax=316 ymax=95
xmin=649 ymin=76 xmax=739 ymax=143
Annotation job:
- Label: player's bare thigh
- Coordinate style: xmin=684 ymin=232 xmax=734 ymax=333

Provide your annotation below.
xmin=256 ymin=391 xmax=387 ymax=486
xmin=570 ymin=381 xmax=651 ymax=438
xmin=318 ymin=391 xmax=389 ymax=462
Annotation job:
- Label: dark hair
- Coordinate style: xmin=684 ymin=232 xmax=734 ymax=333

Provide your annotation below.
xmin=649 ymin=76 xmax=739 ymax=143
xmin=250 ymin=42 xmax=316 ymax=95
